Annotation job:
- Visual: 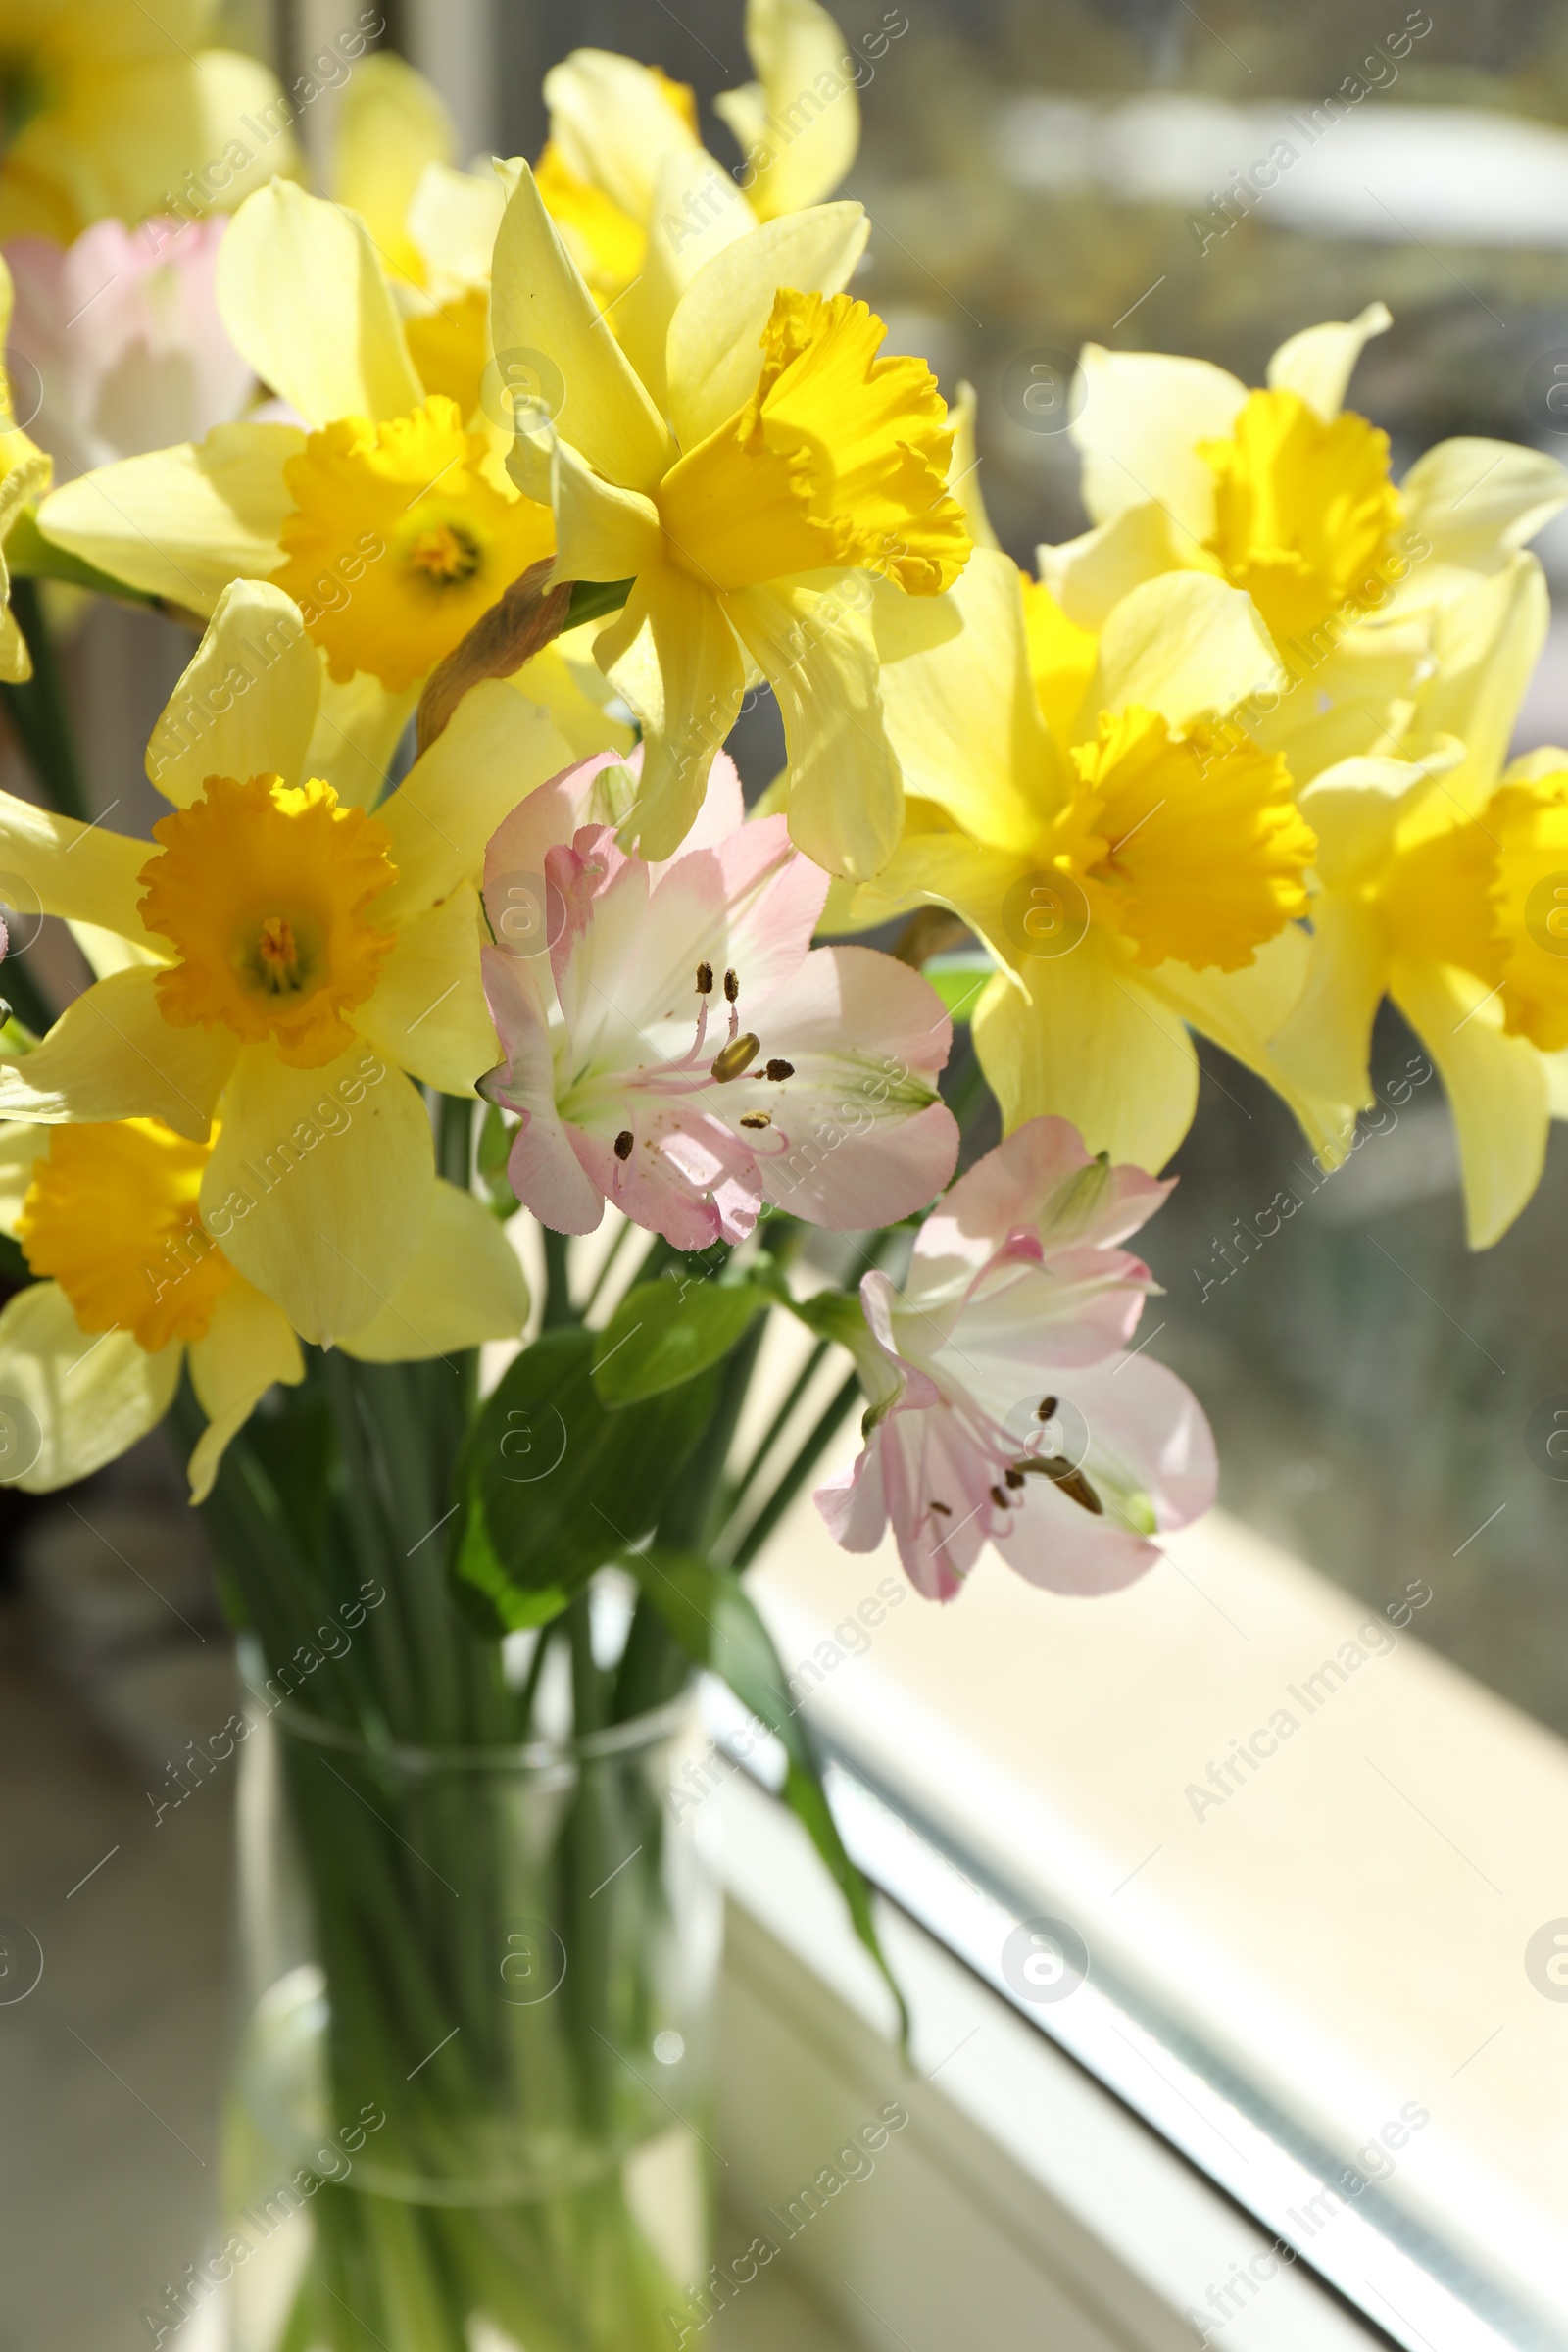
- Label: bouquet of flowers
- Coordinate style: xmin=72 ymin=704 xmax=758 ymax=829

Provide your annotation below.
xmin=0 ymin=1 xmax=1563 ymax=2344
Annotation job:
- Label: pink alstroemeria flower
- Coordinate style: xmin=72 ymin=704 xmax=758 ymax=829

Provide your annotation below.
xmin=5 ymin=218 xmax=254 ymax=481
xmin=479 ymin=747 xmax=959 ymax=1250
xmin=816 ymin=1116 xmax=1216 ymax=1601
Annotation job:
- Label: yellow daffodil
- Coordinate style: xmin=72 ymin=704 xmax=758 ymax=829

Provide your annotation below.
xmin=0 ymin=0 xmax=295 ymax=242
xmin=1052 ymin=306 xmax=1568 ymax=788
xmin=0 ymin=251 xmax=51 ymax=680
xmin=0 ymin=1114 xmax=526 ymax=1499
xmin=538 ymin=0 xmax=859 ymax=380
xmin=0 ymin=579 xmax=573 ymax=1343
xmin=1270 ymin=554 xmax=1567 ymax=1246
xmin=34 ymin=183 xmax=628 ymax=787
xmin=849 ymin=547 xmax=1353 ymax=1173
xmin=494 ymin=165 xmax=968 ymax=877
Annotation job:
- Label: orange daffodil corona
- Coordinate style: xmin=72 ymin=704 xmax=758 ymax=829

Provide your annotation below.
xmin=0 ymin=577 xmax=573 ymax=1350
xmin=493 ymin=164 xmax=970 ymax=878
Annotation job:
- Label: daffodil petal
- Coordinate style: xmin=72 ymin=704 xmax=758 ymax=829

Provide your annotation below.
xmin=330 ymin=52 xmax=454 ymax=284
xmin=200 ymin=1043 xmax=434 ymax=1344
xmin=873 ymin=546 xmax=1055 ymax=852
xmin=145 ymin=581 xmax=318 ymax=807
xmin=664 ymin=199 xmax=869 ymax=449
xmin=1143 ymin=931 xmax=1357 ymax=1166
xmin=356 ymin=886 xmax=499 ymax=1096
xmin=1400 ymin=438 xmax=1568 ymax=575
xmin=715 ymin=0 xmax=860 ymax=220
xmin=0 ymin=1119 xmax=42 ymax=1235
xmin=973 ymin=940 xmax=1200 ymax=1172
xmin=726 ymin=572 xmax=900 ymax=882
xmin=1297 ymin=756 xmax=1440 ymax=889
xmin=543 ymin=49 xmax=698 ymax=220
xmin=340 ymin=1178 xmax=528 ymax=1361
xmin=186 ymin=1278 xmax=305 ymax=1503
xmin=1071 ymin=345 xmax=1247 ymax=540
xmin=0 ymin=786 xmax=151 ymax=936
xmin=1087 ymin=571 xmax=1280 ymax=740
xmin=217 ymin=182 xmax=422 ymax=426
xmin=1037 ymin=503 xmax=1184 ymax=630
xmin=1270 ymin=896 xmax=1387 ymax=1109
xmin=508 ymin=629 xmax=635 ymax=761
xmin=408 ymin=161 xmax=508 ymax=294
xmin=376 ymin=682 xmax=575 ymax=920
xmin=1413 ymin=555 xmax=1549 ymax=821
xmin=36 ymin=424 xmax=301 ymax=614
xmin=616 ymin=148 xmax=759 ymax=412
xmin=0 ymin=1280 xmax=180 ymax=1493
xmin=946 ymin=383 xmax=1001 ymax=551
xmin=1390 ymin=956 xmax=1548 ymax=1250
xmin=1266 ymin=302 xmax=1391 ymax=421
xmin=308 ymin=672 xmax=419 ymax=811
xmin=0 ymin=968 xmax=236 ymax=1138
xmin=600 ymin=567 xmax=746 ymax=863
xmin=552 ymin=437 xmax=662 ymax=581
xmin=67 ymin=921 xmax=167 ymax=978
xmin=491 ymin=164 xmax=675 ymax=495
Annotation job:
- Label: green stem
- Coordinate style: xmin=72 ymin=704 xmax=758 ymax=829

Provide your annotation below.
xmin=723 ymin=1336 xmax=828 ymax=1518
xmin=541 ymin=1228 xmax=575 ymax=1328
xmin=580 ymin=1215 xmax=647 ymax=1317
xmin=1 ymin=577 xmax=88 ymax=821
xmin=436 ymin=1092 xmax=472 ymax=1190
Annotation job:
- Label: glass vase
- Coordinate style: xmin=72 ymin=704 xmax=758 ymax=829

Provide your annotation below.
xmin=216 ymin=1649 xmax=721 ymax=2352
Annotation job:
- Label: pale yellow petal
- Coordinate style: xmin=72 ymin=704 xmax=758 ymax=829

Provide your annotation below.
xmin=946 ymin=383 xmax=1000 ymax=552
xmin=600 ymin=566 xmax=746 ymax=861
xmin=355 ymin=886 xmax=498 ymax=1097
xmin=1266 ymin=303 xmax=1392 ymax=421
xmin=1071 ymin=345 xmax=1247 ymax=539
xmin=491 ymin=165 xmax=675 ymax=495
xmin=543 ymin=49 xmax=699 ymax=220
xmin=1389 ymin=956 xmax=1549 ymax=1250
xmin=848 ymin=822 xmax=1026 ymax=956
xmin=35 ymin=425 xmax=301 ymax=615
xmin=663 ymin=200 xmax=868 ymax=449
xmin=0 ymin=968 xmax=236 ymax=1139
xmin=145 ymin=582 xmax=318 ymax=807
xmin=1037 ymin=504 xmax=1183 ymax=631
xmin=307 ymin=672 xmax=418 ymax=811
xmin=1296 ymin=755 xmax=1446 ymax=889
xmin=1249 ymin=622 xmax=1431 ymax=790
xmin=186 ymin=1280 xmax=305 ymax=1503
xmin=408 ymin=162 xmax=507 ymax=296
xmin=1406 ymin=555 xmax=1548 ymax=823
xmin=330 ymin=53 xmax=454 ymax=285
xmin=552 ymin=437 xmax=662 ymax=581
xmin=716 ymin=0 xmax=860 ymax=220
xmin=1270 ymin=896 xmax=1387 ymax=1109
xmin=616 ymin=148 xmax=759 ymax=412
xmin=0 ymin=1281 xmax=179 ymax=1494
xmin=1087 ymin=571 xmax=1280 ymax=739
xmin=873 ymin=547 xmax=1054 ymax=851
xmin=972 ymin=938 xmax=1200 ymax=1171
xmin=508 ymin=627 xmax=635 ymax=760
xmin=200 ymin=1043 xmax=434 ymax=1345
xmin=0 ymin=1120 xmax=42 ymax=1235
xmin=341 ymin=1179 xmax=528 ymax=1362
xmin=1399 ymin=439 xmax=1568 ymax=578
xmin=725 ymin=573 xmax=898 ymax=880
xmin=376 ymin=682 xmax=575 ymax=920
xmin=0 ymin=788 xmax=152 ymax=936
xmin=217 ymin=182 xmax=422 ymax=427
xmin=1143 ymin=931 xmax=1358 ymax=1167
xmin=67 ymin=921 xmax=168 ymax=978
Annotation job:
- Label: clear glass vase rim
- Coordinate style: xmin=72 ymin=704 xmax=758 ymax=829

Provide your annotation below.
xmin=237 ymin=1638 xmax=694 ymax=1775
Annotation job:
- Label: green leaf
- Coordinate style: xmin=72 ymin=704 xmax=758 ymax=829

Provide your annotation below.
xmin=565 ymin=576 xmax=633 ymax=629
xmin=460 ymin=1328 xmax=717 ymax=1612
xmin=593 ymin=1273 xmax=765 ymax=1406
xmin=627 ymin=1546 xmax=909 ymax=2044
xmin=784 ymin=1286 xmax=869 ymax=1353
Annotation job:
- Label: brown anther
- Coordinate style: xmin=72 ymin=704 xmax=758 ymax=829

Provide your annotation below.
xmin=613 ymin=1130 xmax=634 ymax=1161
xmin=1036 ymin=1396 xmax=1058 ymax=1422
xmin=990 ymin=1484 xmax=1010 ymax=1510
xmin=723 ymin=967 xmax=739 ymax=1003
xmin=1011 ymin=1454 xmax=1103 ymax=1516
xmin=696 ymin=961 xmax=713 ymax=995
xmin=1004 ymin=1466 xmax=1025 ymax=1490
xmin=765 ymin=1057 xmax=795 ymax=1082
xmin=740 ymin=1111 xmax=771 ymax=1131
xmin=929 ymin=1499 xmax=952 ymax=1516
xmin=710 ymin=1032 xmax=760 ymax=1082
